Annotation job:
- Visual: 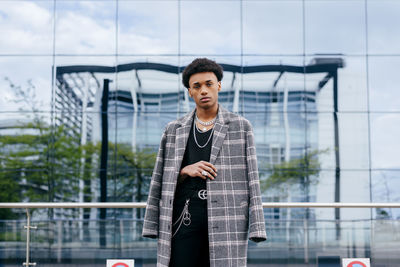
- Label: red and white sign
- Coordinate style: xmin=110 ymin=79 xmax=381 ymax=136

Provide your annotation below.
xmin=106 ymin=259 xmax=135 ymax=267
xmin=342 ymin=258 xmax=370 ymax=267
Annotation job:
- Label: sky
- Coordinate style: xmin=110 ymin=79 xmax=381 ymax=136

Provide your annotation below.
xmin=0 ymin=0 xmax=399 ymax=171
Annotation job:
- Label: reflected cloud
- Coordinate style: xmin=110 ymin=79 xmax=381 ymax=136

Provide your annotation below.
xmin=0 ymin=1 xmax=53 ymax=54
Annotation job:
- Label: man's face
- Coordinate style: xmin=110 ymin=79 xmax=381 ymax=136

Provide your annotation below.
xmin=188 ymin=72 xmax=221 ymax=110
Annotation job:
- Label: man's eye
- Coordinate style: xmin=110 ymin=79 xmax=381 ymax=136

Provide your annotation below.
xmin=207 ymin=83 xmax=212 ymax=87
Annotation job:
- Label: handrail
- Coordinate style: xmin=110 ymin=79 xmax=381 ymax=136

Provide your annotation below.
xmin=2 ymin=202 xmax=400 ymax=266
xmin=1 ymin=202 xmax=400 ymax=209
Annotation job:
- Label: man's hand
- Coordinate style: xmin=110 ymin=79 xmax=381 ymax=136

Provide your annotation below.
xmin=178 ymin=160 xmax=218 ymax=183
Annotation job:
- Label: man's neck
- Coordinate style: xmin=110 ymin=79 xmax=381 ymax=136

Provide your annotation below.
xmin=196 ymin=104 xmax=218 ymax=121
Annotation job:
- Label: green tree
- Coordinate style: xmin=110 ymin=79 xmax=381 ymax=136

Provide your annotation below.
xmin=261 ymin=149 xmax=328 ymax=209
xmin=1 ymin=77 xmax=157 ymax=224
xmin=115 ymin=144 xmax=156 ymax=215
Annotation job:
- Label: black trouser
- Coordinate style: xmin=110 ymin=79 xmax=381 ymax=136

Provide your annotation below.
xmin=169 ymin=195 xmax=210 ymax=267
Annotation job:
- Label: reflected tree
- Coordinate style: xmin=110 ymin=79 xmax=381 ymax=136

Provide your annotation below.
xmin=1 ymin=77 xmax=157 ymax=245
xmin=260 ymin=148 xmax=327 ymax=248
xmin=261 ymin=149 xmax=327 ymax=203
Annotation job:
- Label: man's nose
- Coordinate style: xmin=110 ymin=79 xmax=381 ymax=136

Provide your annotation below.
xmin=200 ymin=85 xmax=208 ymax=94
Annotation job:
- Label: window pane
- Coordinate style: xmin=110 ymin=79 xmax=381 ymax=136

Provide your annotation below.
xmin=116 ymin=56 xmax=180 ymax=114
xmin=180 ymin=1 xmax=241 ymax=55
xmin=315 ymin=113 xmax=370 ymax=170
xmin=242 ymin=56 xmax=306 ymax=114
xmin=337 ymin=112 xmax=370 ymax=170
xmin=0 ymin=56 xmax=53 ymax=112
xmin=118 ymin=1 xmax=178 ymax=55
xmin=0 ymin=112 xmax=56 ymax=204
xmin=368 ymin=56 xmax=400 ymax=112
xmin=305 ymin=0 xmax=366 ymax=55
xmin=370 ymin=113 xmax=400 ymax=169
xmin=305 ymin=56 xmax=367 ymax=112
xmin=368 ymin=0 xmax=400 ymax=55
xmin=372 ymin=170 xmax=400 ymax=219
xmin=243 ymin=112 xmax=307 ymax=171
xmin=243 ymin=0 xmax=303 ymax=55
xmin=55 ymin=1 xmax=116 ymax=55
xmin=54 ymin=56 xmax=117 ymax=113
xmin=0 ymin=1 xmax=54 ymax=55
xmin=339 ymin=170 xmax=371 ymax=219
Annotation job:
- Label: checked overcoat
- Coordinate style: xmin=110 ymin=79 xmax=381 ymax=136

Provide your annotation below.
xmin=142 ymin=105 xmax=267 ymax=267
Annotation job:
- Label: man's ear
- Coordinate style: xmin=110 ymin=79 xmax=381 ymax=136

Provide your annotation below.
xmin=218 ymin=81 xmax=221 ymax=92
xmin=188 ymin=88 xmax=192 ymax=98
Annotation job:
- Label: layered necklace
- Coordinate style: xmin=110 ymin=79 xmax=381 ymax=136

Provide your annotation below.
xmin=193 ymin=114 xmax=216 ymax=148
xmin=195 ymin=114 xmax=216 ymax=131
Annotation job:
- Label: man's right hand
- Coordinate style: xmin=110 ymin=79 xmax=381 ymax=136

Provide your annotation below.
xmin=179 ymin=160 xmax=218 ymax=183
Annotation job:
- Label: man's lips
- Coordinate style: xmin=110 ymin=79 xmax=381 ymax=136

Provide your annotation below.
xmin=200 ymin=97 xmax=210 ymax=102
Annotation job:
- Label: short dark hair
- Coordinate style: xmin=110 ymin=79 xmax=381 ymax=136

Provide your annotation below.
xmin=182 ymin=58 xmax=223 ymax=89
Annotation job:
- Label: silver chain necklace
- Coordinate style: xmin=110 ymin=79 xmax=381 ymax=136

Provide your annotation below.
xmin=195 ymin=114 xmax=217 ymax=131
xmin=193 ymin=117 xmax=215 ymax=149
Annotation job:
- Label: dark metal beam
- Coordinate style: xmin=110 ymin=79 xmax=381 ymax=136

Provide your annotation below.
xmin=56 ymin=59 xmax=344 ymax=76
xmin=99 ymin=79 xmax=110 ymax=248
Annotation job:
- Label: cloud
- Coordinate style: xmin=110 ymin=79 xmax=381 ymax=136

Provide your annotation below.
xmin=55 ymin=9 xmax=115 ymax=54
xmin=368 ymin=1 xmax=400 ymax=54
xmin=0 ymin=1 xmax=53 ymax=54
xmin=243 ymin=1 xmax=303 ymax=55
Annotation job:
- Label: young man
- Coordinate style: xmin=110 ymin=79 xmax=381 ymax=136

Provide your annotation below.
xmin=142 ymin=58 xmax=267 ymax=267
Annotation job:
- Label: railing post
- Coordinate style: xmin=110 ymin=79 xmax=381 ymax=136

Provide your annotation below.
xmin=23 ymin=208 xmax=37 ymax=266
xmin=120 ymin=219 xmax=124 ymax=248
xmin=303 ymin=219 xmax=309 ymax=264
xmin=57 ymin=220 xmax=62 ymax=263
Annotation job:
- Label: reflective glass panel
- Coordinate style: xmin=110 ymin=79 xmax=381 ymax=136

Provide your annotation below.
xmin=372 ymin=170 xmax=400 ymax=219
xmin=370 ymin=113 xmax=400 ymax=169
xmin=243 ymin=0 xmax=303 ymax=55
xmin=242 ymin=56 xmax=306 ymax=114
xmin=118 ymin=1 xmax=178 ymax=55
xmin=54 ymin=56 xmax=117 ymax=113
xmin=0 ymin=1 xmax=54 ymax=55
xmin=0 ymin=112 xmax=55 ymax=204
xmin=248 ymin=111 xmax=307 ymax=171
xmin=305 ymin=0 xmax=366 ymax=55
xmin=368 ymin=56 xmax=400 ymax=112
xmin=180 ymin=1 xmax=241 ymax=55
xmin=116 ymin=56 xmax=180 ymax=114
xmin=0 ymin=56 xmax=53 ymax=112
xmin=305 ymin=56 xmax=367 ymax=112
xmin=315 ymin=112 xmax=369 ymax=170
xmin=368 ymin=0 xmax=400 ymax=55
xmin=55 ymin=1 xmax=116 ymax=55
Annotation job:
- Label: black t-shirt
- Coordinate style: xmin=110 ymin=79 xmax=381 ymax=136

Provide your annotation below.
xmin=174 ymin=118 xmax=213 ymax=203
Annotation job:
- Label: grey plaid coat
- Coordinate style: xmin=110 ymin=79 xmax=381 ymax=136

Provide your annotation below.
xmin=142 ymin=105 xmax=267 ymax=267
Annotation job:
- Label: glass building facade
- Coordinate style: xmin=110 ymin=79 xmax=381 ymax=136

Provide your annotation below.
xmin=0 ymin=0 xmax=400 ymax=266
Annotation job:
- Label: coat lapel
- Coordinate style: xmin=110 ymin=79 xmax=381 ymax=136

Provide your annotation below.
xmin=209 ymin=106 xmax=230 ymax=165
xmin=174 ymin=109 xmax=195 ymax=172
xmin=174 ymin=105 xmax=231 ymax=170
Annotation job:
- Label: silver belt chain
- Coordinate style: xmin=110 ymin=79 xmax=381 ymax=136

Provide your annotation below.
xmin=171 ymin=189 xmax=208 ymax=237
xmin=172 ymin=198 xmax=191 ymax=238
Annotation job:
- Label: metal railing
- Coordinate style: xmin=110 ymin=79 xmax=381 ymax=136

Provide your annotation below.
xmin=1 ymin=202 xmax=400 ymax=266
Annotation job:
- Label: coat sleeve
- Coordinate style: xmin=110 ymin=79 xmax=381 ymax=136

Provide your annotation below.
xmin=142 ymin=128 xmax=167 ymax=239
xmin=246 ymin=125 xmax=267 ymax=243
